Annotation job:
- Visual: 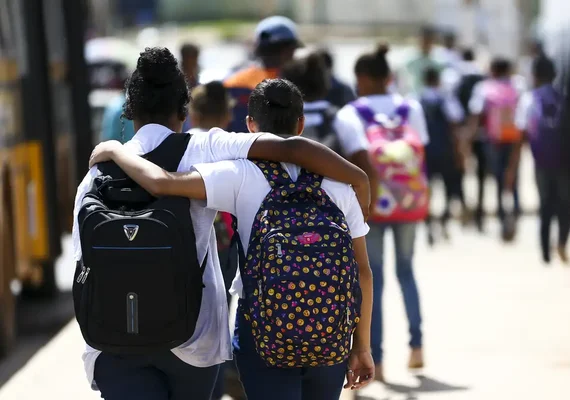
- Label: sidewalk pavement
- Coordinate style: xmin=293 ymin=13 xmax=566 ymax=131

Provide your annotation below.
xmin=1 ymin=217 xmax=568 ymax=399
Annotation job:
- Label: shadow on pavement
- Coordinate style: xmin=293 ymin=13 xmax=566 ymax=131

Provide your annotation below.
xmin=356 ymin=375 xmax=469 ymax=400
xmin=386 ymin=374 xmax=469 ymax=394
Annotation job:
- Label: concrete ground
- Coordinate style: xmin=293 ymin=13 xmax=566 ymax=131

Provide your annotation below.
xmin=0 ymin=213 xmax=568 ymax=399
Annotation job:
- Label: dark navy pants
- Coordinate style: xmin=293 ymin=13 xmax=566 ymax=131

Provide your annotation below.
xmin=233 ymin=301 xmax=348 ymax=400
xmin=94 ymin=351 xmax=220 ymax=400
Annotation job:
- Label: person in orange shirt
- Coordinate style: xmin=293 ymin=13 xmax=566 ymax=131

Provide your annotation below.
xmin=224 ymin=16 xmax=303 ymax=133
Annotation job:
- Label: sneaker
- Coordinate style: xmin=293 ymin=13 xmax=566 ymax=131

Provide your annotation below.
xmin=408 ymin=348 xmax=424 ymax=369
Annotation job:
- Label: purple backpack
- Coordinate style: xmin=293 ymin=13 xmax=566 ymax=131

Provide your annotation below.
xmin=528 ymin=85 xmax=564 ymax=170
xmin=238 ymin=161 xmax=361 ymax=368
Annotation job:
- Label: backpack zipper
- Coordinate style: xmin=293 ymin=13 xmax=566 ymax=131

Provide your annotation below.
xmin=81 ymin=267 xmax=91 ymax=284
xmin=76 ymin=265 xmax=86 ymax=283
xmin=276 ymin=243 xmax=283 ymax=258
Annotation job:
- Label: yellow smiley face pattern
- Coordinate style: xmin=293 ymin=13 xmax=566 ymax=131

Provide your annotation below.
xmin=240 ymin=161 xmax=362 ymax=368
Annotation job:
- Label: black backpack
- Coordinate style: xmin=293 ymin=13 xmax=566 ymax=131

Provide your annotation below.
xmin=456 ymin=73 xmax=485 ymax=118
xmin=302 ymin=105 xmax=341 ymax=154
xmin=421 ymin=96 xmax=453 ymax=158
xmin=73 ymin=133 xmax=207 ymax=354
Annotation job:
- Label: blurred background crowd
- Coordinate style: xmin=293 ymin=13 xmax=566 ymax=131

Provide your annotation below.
xmin=0 ymin=0 xmax=569 ymax=399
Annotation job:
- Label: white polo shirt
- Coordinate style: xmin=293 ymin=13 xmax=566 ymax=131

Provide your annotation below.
xmin=72 ymin=124 xmax=262 ymax=388
xmin=192 ymin=160 xmax=370 ymax=298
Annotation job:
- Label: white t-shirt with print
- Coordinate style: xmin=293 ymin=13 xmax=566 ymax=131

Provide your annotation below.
xmin=192 ymin=161 xmax=370 ymax=298
xmin=333 ymin=94 xmax=430 ymax=158
xmin=72 ymin=124 xmax=262 ymax=388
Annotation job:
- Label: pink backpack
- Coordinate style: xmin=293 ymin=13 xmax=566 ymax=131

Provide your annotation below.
xmin=484 ymin=81 xmax=521 ymax=143
xmin=352 ymin=100 xmax=429 ymax=223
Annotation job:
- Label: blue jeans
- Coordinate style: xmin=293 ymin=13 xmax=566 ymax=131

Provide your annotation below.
xmin=233 ymin=301 xmax=348 ymax=400
xmin=367 ymin=222 xmax=422 ymax=364
xmin=94 ymin=352 xmax=220 ymax=400
xmin=488 ymin=142 xmax=521 ymax=219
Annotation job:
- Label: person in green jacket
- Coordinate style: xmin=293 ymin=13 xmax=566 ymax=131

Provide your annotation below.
xmin=400 ymin=26 xmax=444 ymax=95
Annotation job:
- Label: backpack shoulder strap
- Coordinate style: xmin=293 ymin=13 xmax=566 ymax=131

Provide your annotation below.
xmin=144 ymin=133 xmax=191 ymax=172
xmin=252 ymin=160 xmax=293 ymax=188
xmin=350 ymin=100 xmax=376 ymax=126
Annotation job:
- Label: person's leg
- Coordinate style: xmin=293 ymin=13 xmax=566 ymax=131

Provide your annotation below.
xmin=555 ymin=173 xmax=570 ymax=262
xmin=301 ymin=361 xmax=348 ymax=400
xmin=155 ymin=352 xmax=220 ymax=400
xmin=441 ymin=166 xmax=456 ymax=238
xmin=426 ymin=175 xmax=436 ymax=246
xmin=365 ymin=223 xmax=386 ymax=370
xmin=473 ymin=140 xmax=487 ymax=230
xmin=94 ymin=353 xmax=169 ymax=400
xmin=234 ymin=303 xmax=302 ymax=400
xmin=535 ymin=168 xmax=555 ymax=263
xmin=392 ymin=223 xmax=423 ymax=367
xmin=492 ymin=143 xmax=508 ymax=221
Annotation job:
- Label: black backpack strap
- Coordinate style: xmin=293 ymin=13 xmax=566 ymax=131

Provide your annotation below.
xmin=96 ymin=133 xmax=191 ymax=205
xmin=144 ymin=133 xmax=191 ymax=172
xmin=252 ymin=160 xmax=292 ymax=188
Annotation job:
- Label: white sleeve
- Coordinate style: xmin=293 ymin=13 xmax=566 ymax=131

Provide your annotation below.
xmin=468 ymin=82 xmax=486 ymax=115
xmin=408 ymin=100 xmax=430 ymax=145
xmin=192 ymin=160 xmax=246 ymax=215
xmin=201 ymin=128 xmax=264 ymax=163
xmin=341 ymin=186 xmax=370 ymax=239
xmin=72 ymin=167 xmax=99 ymax=261
xmin=333 ymin=106 xmax=369 ymax=157
xmin=443 ymin=95 xmax=466 ymax=123
xmin=515 ymin=92 xmax=534 ymax=131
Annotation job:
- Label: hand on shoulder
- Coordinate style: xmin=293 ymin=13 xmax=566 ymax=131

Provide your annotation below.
xmin=89 ymin=140 xmax=123 ymax=168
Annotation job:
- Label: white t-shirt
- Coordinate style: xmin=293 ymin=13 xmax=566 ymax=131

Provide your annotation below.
xmin=514 ymin=91 xmax=535 ymax=131
xmin=192 ymin=161 xmax=370 ymax=298
xmin=333 ymin=94 xmax=430 ymax=157
xmin=72 ymin=124 xmax=261 ymax=387
xmin=468 ymin=77 xmax=527 ymax=115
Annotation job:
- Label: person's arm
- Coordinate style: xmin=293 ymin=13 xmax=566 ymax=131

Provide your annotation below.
xmin=352 ymin=236 xmax=372 ymax=351
xmin=505 ymin=93 xmax=533 ymax=190
xmin=89 ymin=140 xmax=208 ymax=200
xmin=466 ymin=82 xmax=486 ymax=143
xmin=90 ymin=134 xmax=371 ymax=218
xmin=201 ymin=129 xmax=370 ymax=219
xmin=246 ymin=135 xmax=370 ymax=218
xmin=348 ymin=151 xmax=378 ymax=217
xmin=345 ymin=235 xmax=374 ymax=390
xmin=445 ymin=96 xmax=467 ymax=170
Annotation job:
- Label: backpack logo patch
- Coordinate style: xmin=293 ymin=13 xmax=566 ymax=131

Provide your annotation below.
xmin=123 ymin=224 xmax=139 ymax=241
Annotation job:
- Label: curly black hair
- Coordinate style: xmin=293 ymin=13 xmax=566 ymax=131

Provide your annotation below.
xmin=123 ymin=47 xmax=190 ymax=125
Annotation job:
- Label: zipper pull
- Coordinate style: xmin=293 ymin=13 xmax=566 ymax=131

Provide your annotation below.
xmin=347 ymin=308 xmax=351 ymax=324
xmin=76 ymin=266 xmax=86 ymax=283
xmin=276 ymin=243 xmax=283 ymax=258
xmin=81 ymin=267 xmax=90 ymax=284
xmin=257 ymin=280 xmax=263 ymax=294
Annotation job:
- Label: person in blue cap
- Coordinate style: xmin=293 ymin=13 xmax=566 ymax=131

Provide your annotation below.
xmin=224 ymin=16 xmax=303 ymax=133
